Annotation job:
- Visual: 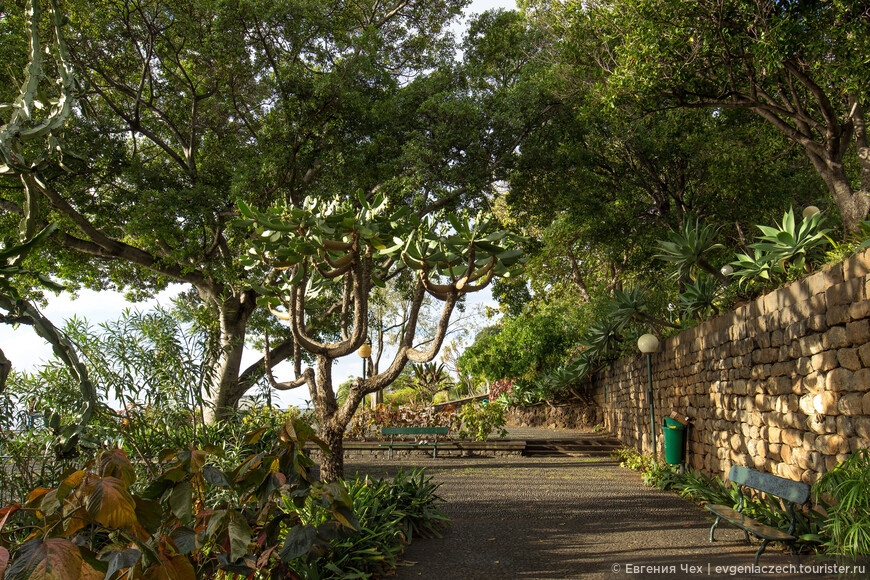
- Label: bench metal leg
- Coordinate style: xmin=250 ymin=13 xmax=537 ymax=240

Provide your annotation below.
xmin=433 ymin=443 xmax=437 ymax=459
xmin=743 ymin=530 xmax=751 ymax=544
xmin=710 ymin=516 xmax=721 ymax=542
xmin=754 ymin=539 xmax=770 ymax=566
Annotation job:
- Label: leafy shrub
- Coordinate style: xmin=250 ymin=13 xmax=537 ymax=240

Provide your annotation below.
xmin=345 ymin=400 xmax=507 ymax=442
xmin=457 ymin=303 xmax=588 ymax=383
xmin=813 ymin=449 xmax=870 ymax=556
xmin=0 ymin=419 xmax=358 ymax=578
xmin=678 ymin=275 xmax=722 ymax=319
xmin=611 ymin=447 xmax=677 ymax=488
xmin=452 ymin=402 xmax=507 ymax=441
xmin=653 ymin=217 xmax=725 ymax=282
xmin=345 ymin=402 xmax=454 ymax=440
xmin=287 ymin=469 xmax=449 ymax=578
xmin=488 ymin=378 xmax=515 ymax=402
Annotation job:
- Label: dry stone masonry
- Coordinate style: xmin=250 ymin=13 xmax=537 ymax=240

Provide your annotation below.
xmin=589 ymin=249 xmax=870 ymax=486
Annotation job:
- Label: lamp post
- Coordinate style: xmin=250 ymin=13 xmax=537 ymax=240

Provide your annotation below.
xmin=638 ymin=333 xmax=660 ymax=456
xmin=357 ymin=343 xmax=373 ymax=406
xmin=802 ymin=205 xmax=820 ymax=219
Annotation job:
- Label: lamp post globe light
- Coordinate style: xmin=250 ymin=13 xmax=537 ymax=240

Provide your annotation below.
xmin=802 ymin=205 xmax=820 ymax=219
xmin=720 ymin=264 xmax=734 ymax=277
xmin=358 ymin=343 xmax=377 ymax=406
xmin=638 ymin=333 xmax=660 ymax=456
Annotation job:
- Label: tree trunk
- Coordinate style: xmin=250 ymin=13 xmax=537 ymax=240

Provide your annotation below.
xmin=319 ymin=423 xmax=345 ymax=482
xmin=804 ymin=146 xmax=869 ymax=233
xmin=205 ymin=292 xmax=257 ymax=422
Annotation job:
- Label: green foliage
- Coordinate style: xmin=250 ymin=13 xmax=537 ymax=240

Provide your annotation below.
xmin=287 ymin=469 xmax=449 ymax=579
xmin=750 ymin=208 xmax=831 ymax=275
xmin=457 ymin=302 xmax=588 ymax=383
xmin=557 ymin=0 xmax=869 ymax=231
xmin=345 ymin=400 xmax=506 ymax=442
xmin=611 ymin=447 xmax=677 ymax=489
xmin=0 ymin=224 xmax=65 ymax=301
xmin=345 ymin=402 xmax=453 ymax=440
xmin=813 ymin=449 xmax=870 ymax=556
xmin=0 ymin=419 xmax=356 ymax=578
xmin=452 ymin=402 xmax=507 ymax=441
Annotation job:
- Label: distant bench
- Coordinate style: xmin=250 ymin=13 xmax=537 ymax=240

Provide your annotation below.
xmin=380 ymin=427 xmax=449 ymax=459
xmin=706 ymin=465 xmax=810 ymax=565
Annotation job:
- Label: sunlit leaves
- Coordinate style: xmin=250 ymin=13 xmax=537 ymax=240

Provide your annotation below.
xmin=84 ymin=476 xmax=137 ymax=529
xmin=3 ymin=538 xmax=104 ymax=580
xmin=98 ymin=449 xmax=136 ymax=488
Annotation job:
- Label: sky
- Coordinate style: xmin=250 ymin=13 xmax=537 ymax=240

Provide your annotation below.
xmin=0 ymin=0 xmax=518 ymax=411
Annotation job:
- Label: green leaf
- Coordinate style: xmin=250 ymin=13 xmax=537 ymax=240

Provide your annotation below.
xmin=4 ymin=538 xmax=101 ymax=580
xmin=170 ymin=528 xmax=198 ymax=555
xmin=237 ymin=201 xmax=256 ymax=219
xmin=169 ymin=480 xmax=193 ymax=521
xmin=202 ymin=465 xmax=231 ymax=488
xmin=133 ymin=497 xmax=162 ymax=535
xmin=85 ymin=477 xmax=138 ymax=529
xmin=279 ymin=524 xmax=318 ymax=562
xmin=227 ymin=510 xmax=253 ymax=562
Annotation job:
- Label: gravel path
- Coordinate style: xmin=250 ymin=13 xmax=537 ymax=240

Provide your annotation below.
xmin=344 ymin=452 xmax=854 ymax=580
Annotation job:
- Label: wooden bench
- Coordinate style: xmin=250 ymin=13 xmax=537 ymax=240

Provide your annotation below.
xmin=706 ymin=465 xmax=810 ymax=565
xmin=380 ymin=427 xmax=449 ymax=459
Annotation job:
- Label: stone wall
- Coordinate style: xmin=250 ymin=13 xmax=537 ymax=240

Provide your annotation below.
xmin=589 ymin=249 xmax=870 ymax=485
xmin=505 ymin=402 xmax=602 ymax=430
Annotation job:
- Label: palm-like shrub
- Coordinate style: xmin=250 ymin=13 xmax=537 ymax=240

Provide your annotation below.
xmin=813 ymin=449 xmax=870 ymax=556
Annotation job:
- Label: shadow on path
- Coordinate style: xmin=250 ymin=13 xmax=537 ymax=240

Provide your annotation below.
xmin=345 ymin=456 xmax=854 ymax=580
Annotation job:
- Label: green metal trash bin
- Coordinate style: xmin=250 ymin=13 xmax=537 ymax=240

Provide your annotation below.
xmin=662 ymin=417 xmax=685 ymax=464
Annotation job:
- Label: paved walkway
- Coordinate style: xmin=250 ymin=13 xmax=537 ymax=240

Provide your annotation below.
xmin=344 ymin=427 xmax=856 ymax=580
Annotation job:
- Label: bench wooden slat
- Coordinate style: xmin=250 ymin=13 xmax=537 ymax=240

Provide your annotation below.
xmin=379 ymin=426 xmax=449 ymax=459
xmin=705 ymin=504 xmax=794 ymax=541
xmin=380 ymin=427 xmax=448 ymax=435
xmin=729 ymin=465 xmax=810 ymax=504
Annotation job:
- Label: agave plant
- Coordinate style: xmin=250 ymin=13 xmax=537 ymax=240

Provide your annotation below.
xmin=610 ymin=286 xmax=680 ymax=330
xmin=581 ymin=317 xmax=624 ymax=361
xmin=654 ymin=217 xmax=727 ymax=283
xmin=678 ymin=275 xmax=721 ymax=320
xmin=729 ymin=248 xmax=779 ymax=289
xmin=750 ymin=207 xmax=830 ymax=275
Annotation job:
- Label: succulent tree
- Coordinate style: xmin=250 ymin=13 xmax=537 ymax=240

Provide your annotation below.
xmin=236 ymin=192 xmax=525 ymax=480
xmin=410 ymin=362 xmax=454 ymax=403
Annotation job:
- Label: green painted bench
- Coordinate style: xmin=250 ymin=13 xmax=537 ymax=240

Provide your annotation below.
xmin=380 ymin=427 xmax=449 ymax=459
xmin=707 ymin=465 xmax=810 ymax=566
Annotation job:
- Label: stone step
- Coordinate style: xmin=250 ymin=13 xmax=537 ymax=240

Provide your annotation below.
xmin=523 ymin=437 xmax=622 ymax=457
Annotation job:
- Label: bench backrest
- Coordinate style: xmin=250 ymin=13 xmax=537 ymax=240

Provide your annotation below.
xmin=728 ymin=465 xmax=810 ymax=504
xmin=381 ymin=427 xmax=448 ymax=435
